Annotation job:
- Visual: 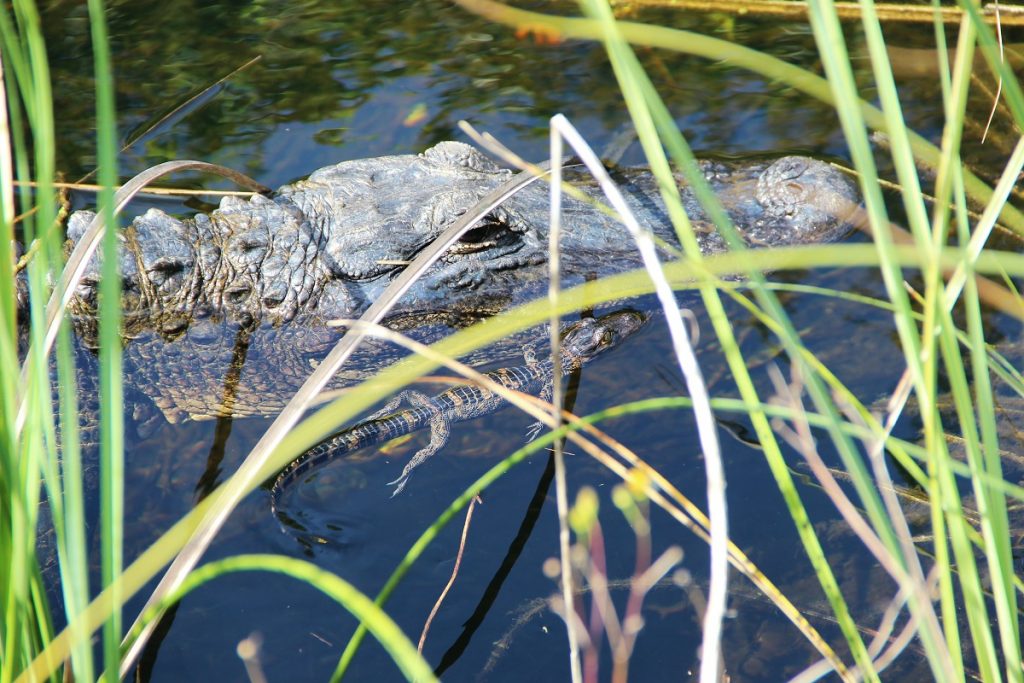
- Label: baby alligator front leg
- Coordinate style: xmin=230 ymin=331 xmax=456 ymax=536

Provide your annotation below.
xmin=377 ymin=391 xmax=451 ymax=496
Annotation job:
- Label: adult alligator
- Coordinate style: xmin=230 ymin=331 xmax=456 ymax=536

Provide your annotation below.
xmin=53 ymin=141 xmax=859 ymax=424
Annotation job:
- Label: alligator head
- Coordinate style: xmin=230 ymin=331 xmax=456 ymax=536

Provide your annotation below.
xmin=277 ymin=141 xmax=520 ymax=280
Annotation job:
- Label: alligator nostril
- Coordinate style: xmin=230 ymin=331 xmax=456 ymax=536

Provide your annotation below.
xmin=262 ymin=293 xmax=284 ymax=307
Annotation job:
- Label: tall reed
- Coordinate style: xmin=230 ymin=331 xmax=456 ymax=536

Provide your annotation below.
xmin=5 ymin=0 xmax=1024 ymax=680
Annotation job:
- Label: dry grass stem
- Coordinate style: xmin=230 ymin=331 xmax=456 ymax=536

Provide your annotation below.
xmin=312 ymin=319 xmax=845 ymax=675
xmin=839 ymin=394 xmax=955 ymax=677
xmin=14 ymin=179 xmax=261 ymax=198
xmin=769 ymin=363 xmax=954 ymax=678
xmin=547 ymin=122 xmax=582 ymax=683
xmin=418 ymin=495 xmax=482 ymax=654
xmin=980 ymin=4 xmax=1006 ymax=143
xmin=767 ymin=366 xmax=901 ymax=578
xmin=615 ymin=0 xmax=1024 ymax=26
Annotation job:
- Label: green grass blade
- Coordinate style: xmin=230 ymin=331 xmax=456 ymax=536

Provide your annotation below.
xmin=805 ymin=0 xmax=958 ymax=675
xmin=1 ymin=0 xmax=62 ymax=679
xmin=84 ymin=0 xmax=124 ymax=677
xmin=582 ymin=3 xmax=887 ymax=677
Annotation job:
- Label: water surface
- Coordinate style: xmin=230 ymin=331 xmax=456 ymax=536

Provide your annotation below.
xmin=40 ymin=2 xmax=1023 ymax=680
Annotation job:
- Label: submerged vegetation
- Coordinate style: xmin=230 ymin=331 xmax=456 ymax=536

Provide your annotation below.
xmin=2 ymin=0 xmax=1024 ymax=681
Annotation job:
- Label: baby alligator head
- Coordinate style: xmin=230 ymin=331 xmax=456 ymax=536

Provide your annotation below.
xmin=559 ymin=309 xmax=647 ymax=370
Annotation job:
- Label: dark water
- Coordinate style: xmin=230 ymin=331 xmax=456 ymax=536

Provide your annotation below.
xmin=39 ymin=2 xmax=1024 ymax=681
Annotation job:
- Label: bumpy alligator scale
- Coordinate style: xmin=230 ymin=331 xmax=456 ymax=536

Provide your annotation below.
xmin=52 ymin=141 xmax=859 ymax=425
xmin=271 ymin=310 xmax=646 ymax=525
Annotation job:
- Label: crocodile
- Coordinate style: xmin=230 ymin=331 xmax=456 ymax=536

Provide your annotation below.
xmin=270 ymin=309 xmax=646 ymax=527
xmin=51 ymin=141 xmax=860 ymax=425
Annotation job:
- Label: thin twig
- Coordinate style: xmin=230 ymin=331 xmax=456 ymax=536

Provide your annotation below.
xmin=73 ymin=55 xmax=263 ymax=185
xmin=981 ymin=1 xmax=1005 ymax=143
xmin=418 ymin=495 xmax=482 ymax=654
xmin=14 ymin=178 xmax=259 ymax=199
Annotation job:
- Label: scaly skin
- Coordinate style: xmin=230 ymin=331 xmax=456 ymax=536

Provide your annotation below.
xmin=61 ymin=142 xmax=859 ymax=333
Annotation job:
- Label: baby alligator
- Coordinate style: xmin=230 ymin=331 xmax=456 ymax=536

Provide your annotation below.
xmin=270 ymin=310 xmax=646 ymax=523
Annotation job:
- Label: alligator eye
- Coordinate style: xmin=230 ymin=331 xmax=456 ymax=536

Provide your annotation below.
xmin=146 ymin=257 xmax=187 ymax=286
xmin=225 ymin=285 xmax=251 ymax=304
xmin=147 ymin=255 xmax=187 ymax=278
xmin=148 ymin=257 xmax=185 ymax=273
